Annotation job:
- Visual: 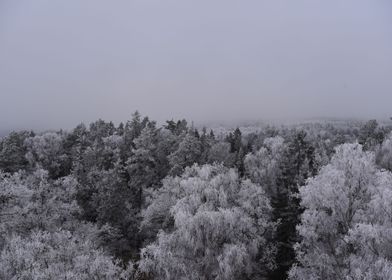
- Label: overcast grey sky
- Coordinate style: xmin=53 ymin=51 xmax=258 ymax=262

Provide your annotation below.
xmin=1 ymin=0 xmax=392 ymax=130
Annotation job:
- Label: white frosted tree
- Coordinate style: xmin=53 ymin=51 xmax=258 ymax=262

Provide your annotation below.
xmin=376 ymin=132 xmax=392 ymax=171
xmin=168 ymin=133 xmax=202 ymax=176
xmin=0 ymin=170 xmax=80 ymax=238
xmin=0 ymin=131 xmax=31 ymax=173
xmin=290 ymin=143 xmax=392 ymax=280
xmin=0 ymin=170 xmax=135 ymax=279
xmin=341 ymin=169 xmax=392 ymax=279
xmin=127 ymin=125 xmax=161 ymax=207
xmin=139 ymin=164 xmax=276 ymax=280
xmin=24 ymin=132 xmax=71 ymax=178
xmin=244 ymin=136 xmax=286 ymax=198
xmin=0 ymin=230 xmax=133 ymax=280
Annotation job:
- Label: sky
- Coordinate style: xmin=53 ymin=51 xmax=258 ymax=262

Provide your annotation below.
xmin=1 ymin=0 xmax=392 ymax=131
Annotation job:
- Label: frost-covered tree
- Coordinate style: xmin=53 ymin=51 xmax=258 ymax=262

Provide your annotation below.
xmin=226 ymin=128 xmax=245 ymax=175
xmin=244 ymin=136 xmax=286 ymax=198
xmin=207 ymin=142 xmax=233 ymax=166
xmin=155 ymin=128 xmax=178 ymax=177
xmin=0 ymin=230 xmax=133 ymax=280
xmin=343 ymin=170 xmax=392 ymax=279
xmin=139 ymin=164 xmax=276 ymax=280
xmin=376 ymin=132 xmax=392 ymax=171
xmin=358 ymin=120 xmax=385 ymax=151
xmin=0 ymin=131 xmax=32 ymax=173
xmin=88 ymin=164 xmax=136 ymax=260
xmin=168 ymin=133 xmax=202 ymax=176
xmin=73 ymin=134 xmax=125 ymax=224
xmin=88 ymin=119 xmax=116 ymax=144
xmin=0 ymin=170 xmax=80 ymax=240
xmin=267 ymin=130 xmax=316 ymax=280
xmin=290 ymin=143 xmax=392 ymax=280
xmin=127 ymin=125 xmax=160 ymax=207
xmin=126 ymin=124 xmax=168 ymax=248
xmin=199 ymin=127 xmax=216 ymax=165
xmin=64 ymin=123 xmax=90 ymax=172
xmin=164 ymin=119 xmax=188 ymax=136
xmin=25 ymin=132 xmax=71 ymax=178
xmin=121 ymin=111 xmax=152 ymax=160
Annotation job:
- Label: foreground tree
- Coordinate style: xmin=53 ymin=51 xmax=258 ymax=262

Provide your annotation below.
xmin=139 ymin=164 xmax=276 ymax=280
xmin=0 ymin=170 xmax=80 ymax=239
xmin=0 ymin=230 xmax=133 ymax=280
xmin=270 ymin=130 xmax=316 ymax=280
xmin=290 ymin=143 xmax=392 ymax=280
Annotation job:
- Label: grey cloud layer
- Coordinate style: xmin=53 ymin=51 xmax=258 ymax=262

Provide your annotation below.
xmin=1 ymin=0 xmax=391 ymax=130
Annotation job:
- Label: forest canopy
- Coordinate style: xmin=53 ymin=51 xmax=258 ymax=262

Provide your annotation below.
xmin=1 ymin=113 xmax=392 ymax=280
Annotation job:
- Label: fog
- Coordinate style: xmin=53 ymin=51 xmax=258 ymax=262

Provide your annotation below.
xmin=1 ymin=0 xmax=392 ymax=131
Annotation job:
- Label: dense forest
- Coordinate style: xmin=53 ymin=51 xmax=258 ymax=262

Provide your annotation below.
xmin=1 ymin=112 xmax=392 ymax=280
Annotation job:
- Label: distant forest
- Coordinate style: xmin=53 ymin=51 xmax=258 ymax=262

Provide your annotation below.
xmin=1 ymin=112 xmax=392 ymax=280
